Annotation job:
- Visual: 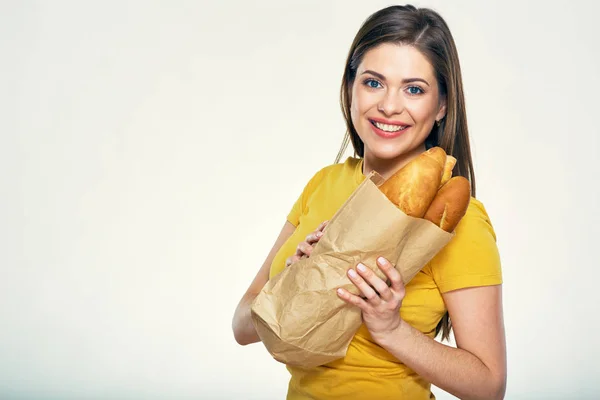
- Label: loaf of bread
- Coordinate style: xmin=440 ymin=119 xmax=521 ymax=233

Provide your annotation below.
xmin=440 ymin=155 xmax=456 ymax=187
xmin=378 ymin=147 xmax=446 ymax=218
xmin=378 ymin=147 xmax=470 ymax=233
xmin=424 ymin=176 xmax=471 ymax=232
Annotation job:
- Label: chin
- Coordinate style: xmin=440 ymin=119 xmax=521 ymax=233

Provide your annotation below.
xmin=363 ymin=138 xmax=418 ymax=161
xmin=365 ymin=146 xmax=403 ymax=160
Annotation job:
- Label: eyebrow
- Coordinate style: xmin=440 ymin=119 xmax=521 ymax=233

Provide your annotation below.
xmin=361 ymin=69 xmax=430 ymax=87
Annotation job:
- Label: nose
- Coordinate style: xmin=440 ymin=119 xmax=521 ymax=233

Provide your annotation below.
xmin=377 ymin=90 xmax=404 ymax=116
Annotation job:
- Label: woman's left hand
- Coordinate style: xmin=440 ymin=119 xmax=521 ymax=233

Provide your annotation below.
xmin=336 ymin=256 xmax=406 ymax=344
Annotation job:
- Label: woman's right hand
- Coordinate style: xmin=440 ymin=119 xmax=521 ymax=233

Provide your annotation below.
xmin=285 ymin=220 xmax=329 ymax=268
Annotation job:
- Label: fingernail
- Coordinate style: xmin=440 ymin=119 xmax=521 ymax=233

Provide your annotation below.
xmin=337 ymin=288 xmax=344 ymax=295
xmin=377 ymin=257 xmax=386 ymax=264
xmin=357 ymin=263 xmax=367 ymax=272
xmin=316 ymin=232 xmax=323 ymax=237
xmin=348 ymin=269 xmax=358 ymax=278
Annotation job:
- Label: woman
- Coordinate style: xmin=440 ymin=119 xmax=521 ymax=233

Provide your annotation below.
xmin=232 ymin=5 xmax=507 ymax=400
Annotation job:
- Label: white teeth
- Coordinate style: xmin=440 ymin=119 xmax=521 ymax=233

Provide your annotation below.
xmin=373 ymin=121 xmax=407 ymax=132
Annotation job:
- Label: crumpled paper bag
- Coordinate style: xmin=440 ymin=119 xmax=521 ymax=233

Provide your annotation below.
xmin=250 ymin=171 xmax=454 ymax=368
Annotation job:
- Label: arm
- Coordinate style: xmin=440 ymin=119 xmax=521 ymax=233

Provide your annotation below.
xmin=338 ymin=257 xmax=506 ymax=400
xmin=378 ymin=285 xmax=507 ymax=400
xmin=232 ymin=221 xmax=296 ymax=345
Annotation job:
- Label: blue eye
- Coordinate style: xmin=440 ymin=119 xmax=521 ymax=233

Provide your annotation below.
xmin=407 ymin=86 xmax=424 ymax=95
xmin=364 ymin=78 xmax=382 ymax=89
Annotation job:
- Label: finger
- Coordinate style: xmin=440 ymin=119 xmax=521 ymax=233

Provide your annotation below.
xmin=347 ymin=267 xmax=381 ymax=305
xmin=317 ymin=220 xmax=329 ymax=232
xmin=376 ymin=257 xmax=405 ymax=295
xmin=336 ymin=287 xmax=368 ymax=310
xmin=285 ymin=255 xmax=300 ymax=267
xmin=297 ymin=241 xmax=313 ymax=257
xmin=293 ymin=241 xmax=308 ymax=258
xmin=356 ymin=263 xmax=394 ymax=302
xmin=305 ymin=231 xmax=323 ymax=245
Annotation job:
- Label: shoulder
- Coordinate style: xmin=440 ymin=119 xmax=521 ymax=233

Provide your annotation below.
xmin=428 ymin=196 xmax=503 ymax=292
xmin=457 ymin=197 xmax=497 ymax=240
xmin=318 ymin=156 xmax=361 ymax=177
xmin=302 ymin=156 xmax=362 ymax=193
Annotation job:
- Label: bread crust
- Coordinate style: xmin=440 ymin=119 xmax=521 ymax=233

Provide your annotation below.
xmin=378 ymin=147 xmax=470 ymax=232
xmin=440 ymin=155 xmax=456 ymax=186
xmin=378 ymin=147 xmax=446 ymax=218
xmin=423 ymin=176 xmax=471 ymax=232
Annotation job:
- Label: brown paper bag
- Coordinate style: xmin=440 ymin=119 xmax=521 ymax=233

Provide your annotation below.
xmin=250 ymin=171 xmax=454 ymax=368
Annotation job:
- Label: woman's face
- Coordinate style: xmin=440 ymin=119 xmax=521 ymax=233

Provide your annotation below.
xmin=350 ymin=43 xmax=447 ymax=161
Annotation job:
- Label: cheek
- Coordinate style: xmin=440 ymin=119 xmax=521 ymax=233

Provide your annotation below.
xmin=351 ymin=88 xmax=375 ymax=121
xmin=349 ymin=90 xmax=361 ymax=125
xmin=406 ymin=98 xmax=439 ymax=124
xmin=350 ymin=105 xmax=365 ymax=142
xmin=350 ymin=96 xmax=359 ymax=120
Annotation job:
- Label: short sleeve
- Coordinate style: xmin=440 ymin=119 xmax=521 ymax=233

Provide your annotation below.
xmin=431 ymin=199 xmax=503 ymax=293
xmin=286 ymin=167 xmax=327 ymax=227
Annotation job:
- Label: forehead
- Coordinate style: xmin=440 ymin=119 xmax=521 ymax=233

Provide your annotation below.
xmin=358 ymin=43 xmax=436 ymax=81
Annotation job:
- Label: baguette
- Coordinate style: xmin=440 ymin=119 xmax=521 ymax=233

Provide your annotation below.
xmin=423 ymin=176 xmax=471 ymax=232
xmin=440 ymin=155 xmax=456 ymax=187
xmin=378 ymin=147 xmax=446 ymax=218
xmin=378 ymin=147 xmax=470 ymax=233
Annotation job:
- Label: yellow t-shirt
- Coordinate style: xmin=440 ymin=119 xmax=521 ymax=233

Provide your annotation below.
xmin=269 ymin=156 xmax=503 ymax=400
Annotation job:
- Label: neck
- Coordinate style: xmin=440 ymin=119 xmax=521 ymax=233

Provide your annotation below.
xmin=362 ymin=144 xmax=426 ymax=181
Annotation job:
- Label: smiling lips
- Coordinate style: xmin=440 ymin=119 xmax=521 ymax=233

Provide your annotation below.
xmin=369 ymin=117 xmax=411 ymax=139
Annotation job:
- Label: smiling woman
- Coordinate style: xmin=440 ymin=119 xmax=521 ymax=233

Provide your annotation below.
xmin=349 ymin=44 xmax=447 ymax=164
xmin=232 ymin=4 xmax=506 ymax=400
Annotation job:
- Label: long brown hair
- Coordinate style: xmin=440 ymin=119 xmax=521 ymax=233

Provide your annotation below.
xmin=335 ymin=5 xmax=476 ymax=342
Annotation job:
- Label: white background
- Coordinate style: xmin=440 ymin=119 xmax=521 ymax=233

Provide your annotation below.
xmin=1 ymin=0 xmax=599 ymax=399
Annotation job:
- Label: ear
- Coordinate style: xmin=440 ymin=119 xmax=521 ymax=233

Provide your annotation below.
xmin=436 ymin=96 xmax=447 ymax=121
